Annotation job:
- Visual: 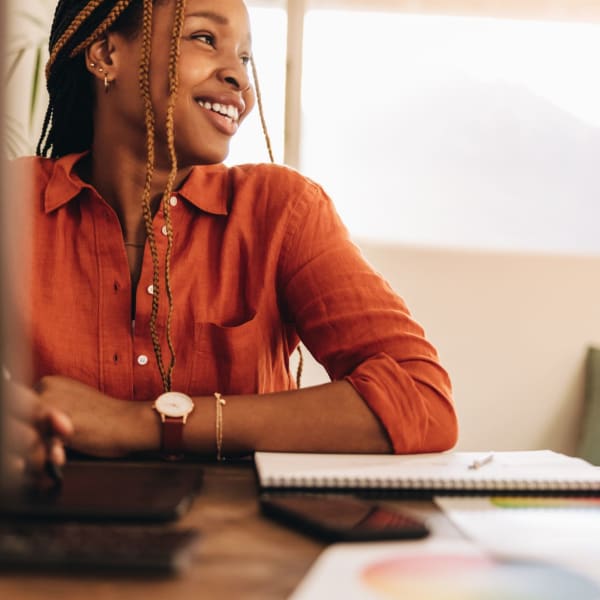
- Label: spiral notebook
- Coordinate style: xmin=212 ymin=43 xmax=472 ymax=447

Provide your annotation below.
xmin=254 ymin=450 xmax=600 ymax=495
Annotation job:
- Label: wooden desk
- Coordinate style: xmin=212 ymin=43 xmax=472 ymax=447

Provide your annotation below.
xmin=0 ymin=461 xmax=460 ymax=600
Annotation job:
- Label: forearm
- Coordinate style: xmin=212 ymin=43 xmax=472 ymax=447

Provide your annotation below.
xmin=133 ymin=380 xmax=392 ymax=457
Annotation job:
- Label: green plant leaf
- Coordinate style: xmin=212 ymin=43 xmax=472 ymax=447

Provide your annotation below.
xmin=6 ymin=48 xmax=26 ymax=83
xmin=30 ymin=46 xmax=43 ymax=129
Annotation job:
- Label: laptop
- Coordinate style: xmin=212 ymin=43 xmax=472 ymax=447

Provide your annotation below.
xmin=0 ymin=458 xmax=203 ymax=522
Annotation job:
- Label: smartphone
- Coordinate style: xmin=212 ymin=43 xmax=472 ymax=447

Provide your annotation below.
xmin=259 ymin=493 xmax=429 ymax=542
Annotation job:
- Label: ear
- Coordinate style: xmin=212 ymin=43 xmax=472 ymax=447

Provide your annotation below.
xmin=84 ymin=35 xmax=117 ymax=84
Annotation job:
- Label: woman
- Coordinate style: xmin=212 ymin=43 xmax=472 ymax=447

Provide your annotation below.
xmin=12 ymin=0 xmax=458 ymax=460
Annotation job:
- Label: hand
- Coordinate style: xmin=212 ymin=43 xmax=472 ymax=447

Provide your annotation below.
xmin=34 ymin=375 xmax=143 ymax=458
xmin=3 ymin=380 xmax=73 ymax=485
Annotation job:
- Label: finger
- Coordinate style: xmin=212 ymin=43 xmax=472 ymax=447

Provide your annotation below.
xmin=22 ymin=439 xmax=48 ymax=475
xmin=45 ymin=409 xmax=74 ymax=439
xmin=5 ymin=418 xmax=50 ymax=475
xmin=49 ymin=437 xmax=67 ymax=467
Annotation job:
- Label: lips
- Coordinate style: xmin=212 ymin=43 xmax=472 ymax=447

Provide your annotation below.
xmin=194 ymin=94 xmax=246 ymax=137
xmin=196 ymin=100 xmax=240 ymax=122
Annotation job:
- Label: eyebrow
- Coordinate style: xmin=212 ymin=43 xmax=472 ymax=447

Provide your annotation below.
xmin=184 ymin=10 xmax=252 ymax=45
xmin=185 ymin=11 xmax=229 ymax=26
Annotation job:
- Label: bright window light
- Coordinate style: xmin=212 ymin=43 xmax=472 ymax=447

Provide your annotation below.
xmin=301 ymin=11 xmax=600 ymax=254
xmin=226 ymin=6 xmax=286 ymax=166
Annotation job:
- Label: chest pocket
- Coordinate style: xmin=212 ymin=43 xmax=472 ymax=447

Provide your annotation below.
xmin=186 ymin=311 xmax=267 ymax=395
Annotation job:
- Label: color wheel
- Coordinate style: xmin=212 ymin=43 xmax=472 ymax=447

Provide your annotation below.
xmin=361 ymin=554 xmax=600 ymax=599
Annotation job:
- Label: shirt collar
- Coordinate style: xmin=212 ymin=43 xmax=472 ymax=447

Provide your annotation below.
xmin=44 ymin=152 xmax=93 ymax=213
xmin=178 ymin=163 xmax=231 ymax=215
xmin=44 ymin=153 xmax=232 ymax=216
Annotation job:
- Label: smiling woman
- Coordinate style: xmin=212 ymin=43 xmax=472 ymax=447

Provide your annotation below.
xmin=7 ymin=0 xmax=458 ymax=468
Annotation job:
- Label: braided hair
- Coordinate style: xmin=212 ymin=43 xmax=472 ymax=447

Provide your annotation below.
xmin=39 ymin=0 xmax=183 ymax=391
xmin=38 ymin=0 xmax=302 ymax=389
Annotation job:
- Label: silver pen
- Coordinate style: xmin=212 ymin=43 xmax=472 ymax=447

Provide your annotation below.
xmin=468 ymin=453 xmax=494 ymax=470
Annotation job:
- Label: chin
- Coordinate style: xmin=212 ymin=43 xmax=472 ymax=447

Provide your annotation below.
xmin=183 ymin=143 xmax=231 ymax=166
xmin=175 ymin=151 xmax=225 ymax=168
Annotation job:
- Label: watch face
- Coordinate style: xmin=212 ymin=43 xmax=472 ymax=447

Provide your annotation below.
xmin=154 ymin=392 xmax=194 ymax=418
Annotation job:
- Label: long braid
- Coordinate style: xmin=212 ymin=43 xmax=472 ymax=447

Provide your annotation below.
xmin=251 ymin=56 xmax=303 ymax=388
xmin=69 ymin=0 xmax=137 ymax=58
xmin=41 ymin=0 xmax=300 ymax=393
xmin=250 ymin=57 xmax=274 ymax=164
xmin=160 ymin=0 xmax=186 ymax=391
xmin=36 ymin=104 xmax=54 ymax=157
xmin=42 ymin=0 xmax=179 ymax=393
xmin=46 ymin=0 xmax=104 ymax=78
xmin=41 ymin=0 xmax=136 ymax=158
xmin=138 ymin=0 xmax=170 ymax=391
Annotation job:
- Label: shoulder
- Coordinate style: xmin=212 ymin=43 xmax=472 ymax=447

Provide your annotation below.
xmin=228 ymin=162 xmax=326 ymax=202
xmin=223 ymin=163 xmax=336 ymax=229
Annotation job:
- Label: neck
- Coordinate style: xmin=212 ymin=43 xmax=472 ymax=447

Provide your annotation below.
xmin=84 ymin=135 xmax=193 ymax=243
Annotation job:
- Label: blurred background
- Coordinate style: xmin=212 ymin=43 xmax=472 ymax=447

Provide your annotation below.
xmin=4 ymin=0 xmax=600 ymax=456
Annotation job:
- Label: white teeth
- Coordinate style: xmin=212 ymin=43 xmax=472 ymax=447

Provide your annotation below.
xmin=197 ymin=100 xmax=239 ymax=121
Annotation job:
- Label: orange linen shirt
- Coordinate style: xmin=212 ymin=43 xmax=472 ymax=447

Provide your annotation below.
xmin=15 ymin=153 xmax=457 ymax=453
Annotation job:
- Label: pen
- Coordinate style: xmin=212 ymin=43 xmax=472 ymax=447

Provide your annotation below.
xmin=468 ymin=453 xmax=494 ymax=470
xmin=45 ymin=459 xmax=64 ymax=487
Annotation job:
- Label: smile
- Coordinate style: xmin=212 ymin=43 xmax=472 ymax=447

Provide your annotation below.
xmin=196 ymin=100 xmax=240 ymax=122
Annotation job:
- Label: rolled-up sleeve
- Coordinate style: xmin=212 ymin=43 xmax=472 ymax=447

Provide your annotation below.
xmin=277 ymin=179 xmax=458 ymax=453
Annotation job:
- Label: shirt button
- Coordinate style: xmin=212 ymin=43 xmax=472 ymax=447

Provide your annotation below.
xmin=146 ymin=284 xmax=154 ymax=295
xmin=137 ymin=354 xmax=149 ymax=366
xmin=161 ymin=225 xmax=168 ymax=236
xmin=169 ymin=196 xmax=178 ymax=207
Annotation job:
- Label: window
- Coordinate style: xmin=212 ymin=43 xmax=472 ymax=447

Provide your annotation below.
xmin=300 ymin=10 xmax=600 ymax=254
xmin=7 ymin=1 xmax=600 ymax=255
xmin=225 ymin=5 xmax=287 ymax=166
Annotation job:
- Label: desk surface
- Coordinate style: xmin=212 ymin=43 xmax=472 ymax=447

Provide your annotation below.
xmin=0 ymin=461 xmax=461 ymax=600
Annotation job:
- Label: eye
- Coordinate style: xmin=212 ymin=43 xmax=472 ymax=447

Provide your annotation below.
xmin=240 ymin=55 xmax=251 ymax=67
xmin=191 ymin=33 xmax=215 ymax=47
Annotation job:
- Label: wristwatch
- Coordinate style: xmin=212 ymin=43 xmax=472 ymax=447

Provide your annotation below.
xmin=153 ymin=391 xmax=195 ymax=460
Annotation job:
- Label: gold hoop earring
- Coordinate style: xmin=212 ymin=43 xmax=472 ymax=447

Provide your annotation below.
xmin=104 ymin=74 xmax=111 ymax=93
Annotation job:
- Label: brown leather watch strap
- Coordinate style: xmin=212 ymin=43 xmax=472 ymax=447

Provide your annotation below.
xmin=161 ymin=416 xmax=185 ymax=461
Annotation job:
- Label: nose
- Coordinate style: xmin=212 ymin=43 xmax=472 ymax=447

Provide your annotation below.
xmin=218 ymin=62 xmax=250 ymax=92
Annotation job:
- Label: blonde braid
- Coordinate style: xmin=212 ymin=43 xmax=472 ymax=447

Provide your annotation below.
xmin=251 ymin=56 xmax=303 ymax=387
xmin=250 ymin=57 xmax=274 ymax=164
xmin=160 ymin=0 xmax=187 ymax=391
xmin=46 ymin=0 xmax=104 ymax=78
xmin=69 ymin=0 xmax=136 ymax=58
xmin=138 ymin=0 xmax=170 ymax=391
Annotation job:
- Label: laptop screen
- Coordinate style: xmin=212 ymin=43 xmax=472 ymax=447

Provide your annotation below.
xmin=0 ymin=1 xmax=35 ymax=493
xmin=0 ymin=0 xmax=9 ymax=493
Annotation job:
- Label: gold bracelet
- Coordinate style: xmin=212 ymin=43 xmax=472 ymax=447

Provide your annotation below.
xmin=214 ymin=392 xmax=226 ymax=461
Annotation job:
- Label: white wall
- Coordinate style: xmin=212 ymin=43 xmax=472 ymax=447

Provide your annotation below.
xmin=294 ymin=242 xmax=600 ymax=453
